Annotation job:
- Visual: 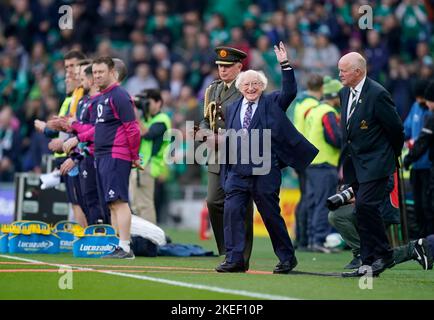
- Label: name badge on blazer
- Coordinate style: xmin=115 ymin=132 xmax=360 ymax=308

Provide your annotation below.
xmin=360 ymin=120 xmax=368 ymax=130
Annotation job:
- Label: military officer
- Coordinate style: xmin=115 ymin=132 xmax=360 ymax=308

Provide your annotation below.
xmin=198 ymin=46 xmax=254 ymax=270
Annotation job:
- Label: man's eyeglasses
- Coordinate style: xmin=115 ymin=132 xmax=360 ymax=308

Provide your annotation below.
xmin=241 ymin=81 xmax=262 ymax=88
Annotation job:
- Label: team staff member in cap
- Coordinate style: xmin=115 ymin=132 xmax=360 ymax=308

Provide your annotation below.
xmin=198 ymin=46 xmax=254 ymax=270
xmin=404 ymin=81 xmax=434 ymax=237
xmin=338 ymin=52 xmax=404 ymax=277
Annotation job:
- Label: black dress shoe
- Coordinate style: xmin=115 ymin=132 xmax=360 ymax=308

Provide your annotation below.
xmin=342 ymin=265 xmax=375 ymax=278
xmin=215 ymin=261 xmax=246 ymax=273
xmin=344 ymin=255 xmax=362 ymax=269
xmin=371 ymin=257 xmax=395 ymax=275
xmin=273 ymin=256 xmax=298 ymax=274
xmin=342 ymin=257 xmax=395 ymax=278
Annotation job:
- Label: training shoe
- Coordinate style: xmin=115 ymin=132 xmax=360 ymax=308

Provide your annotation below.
xmin=413 ymin=238 xmax=433 ymax=270
xmin=102 ymin=247 xmax=135 ymax=259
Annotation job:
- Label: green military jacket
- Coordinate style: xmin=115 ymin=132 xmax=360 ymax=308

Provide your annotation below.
xmin=200 ymin=79 xmax=242 ymax=174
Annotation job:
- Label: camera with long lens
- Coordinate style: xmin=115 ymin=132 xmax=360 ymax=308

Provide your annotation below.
xmin=134 ymin=92 xmax=150 ymax=120
xmin=326 ymin=187 xmax=355 ymax=211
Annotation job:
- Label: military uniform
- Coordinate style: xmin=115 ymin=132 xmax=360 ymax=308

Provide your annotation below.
xmin=199 ymin=47 xmax=254 ymax=266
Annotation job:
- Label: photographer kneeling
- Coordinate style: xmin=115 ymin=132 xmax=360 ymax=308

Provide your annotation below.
xmin=327 ymin=174 xmax=433 ymax=271
xmin=130 ymin=89 xmax=171 ymax=224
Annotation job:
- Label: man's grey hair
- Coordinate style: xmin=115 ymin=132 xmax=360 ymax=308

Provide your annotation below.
xmin=235 ymin=70 xmax=268 ymax=91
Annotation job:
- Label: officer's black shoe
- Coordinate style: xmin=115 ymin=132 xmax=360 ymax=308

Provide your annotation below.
xmin=344 ymin=255 xmax=363 ymax=269
xmin=215 ymin=261 xmax=246 ymax=273
xmin=342 ymin=257 xmax=395 ymax=278
xmin=342 ymin=265 xmax=373 ymax=278
xmin=370 ymin=256 xmax=395 ymax=275
xmin=273 ymin=256 xmax=298 ymax=274
xmin=413 ymin=238 xmax=433 ymax=270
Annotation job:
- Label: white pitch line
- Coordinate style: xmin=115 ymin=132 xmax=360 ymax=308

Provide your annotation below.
xmin=0 ymin=254 xmax=298 ymax=300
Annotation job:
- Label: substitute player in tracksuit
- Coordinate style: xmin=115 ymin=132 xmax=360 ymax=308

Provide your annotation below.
xmin=62 ymin=59 xmax=129 ymax=226
xmin=34 ymin=50 xmax=88 ymax=227
xmin=62 ymin=64 xmax=110 ymax=225
xmin=92 ymin=56 xmax=141 ymax=259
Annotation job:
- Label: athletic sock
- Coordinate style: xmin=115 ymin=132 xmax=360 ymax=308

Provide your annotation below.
xmin=119 ymin=240 xmax=131 ymax=253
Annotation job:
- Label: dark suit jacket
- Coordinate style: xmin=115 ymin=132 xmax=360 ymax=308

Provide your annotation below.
xmin=339 ymin=77 xmax=404 ymax=184
xmin=222 ymin=69 xmax=318 ymax=183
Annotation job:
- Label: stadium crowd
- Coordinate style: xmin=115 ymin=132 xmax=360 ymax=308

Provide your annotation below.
xmin=0 ymin=0 xmax=433 ymax=267
xmin=0 ymin=0 xmax=433 ymax=228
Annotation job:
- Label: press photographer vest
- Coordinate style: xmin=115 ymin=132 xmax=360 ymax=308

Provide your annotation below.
xmin=293 ymin=95 xmax=320 ymax=136
xmin=305 ymin=103 xmax=340 ymax=167
xmin=53 ymin=96 xmax=72 ymax=159
xmin=139 ymin=112 xmax=171 ymax=178
xmin=54 ymin=87 xmax=84 ymax=158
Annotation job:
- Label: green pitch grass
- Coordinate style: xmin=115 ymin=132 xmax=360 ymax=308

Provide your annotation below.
xmin=0 ymin=228 xmax=433 ymax=300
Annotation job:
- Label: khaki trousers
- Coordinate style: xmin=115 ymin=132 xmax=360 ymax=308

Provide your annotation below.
xmin=129 ymin=165 xmax=156 ymax=224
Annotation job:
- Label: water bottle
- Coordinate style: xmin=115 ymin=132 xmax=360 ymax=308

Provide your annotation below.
xmin=68 ymin=165 xmax=79 ymax=177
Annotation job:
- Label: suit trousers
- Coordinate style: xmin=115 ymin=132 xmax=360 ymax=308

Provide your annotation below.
xmin=409 ymin=168 xmax=433 ymax=238
xmin=294 ymin=169 xmax=308 ymax=247
xmin=328 ymin=204 xmax=414 ymax=264
xmin=223 ymin=167 xmax=295 ymax=264
xmin=207 ymin=171 xmax=254 ymax=264
xmin=352 ymin=177 xmax=394 ymax=264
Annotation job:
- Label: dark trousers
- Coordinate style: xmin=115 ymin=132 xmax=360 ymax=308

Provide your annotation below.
xmin=328 ymin=205 xmax=415 ymax=264
xmin=409 ymin=168 xmax=433 ymax=238
xmin=223 ymin=167 xmax=295 ymax=264
xmin=352 ymin=177 xmax=394 ymax=265
xmin=79 ymin=156 xmax=110 ymax=225
xmin=94 ymin=158 xmax=112 ymax=225
xmin=207 ymin=171 xmax=254 ymax=264
xmin=295 ymin=169 xmax=308 ymax=247
xmin=306 ymin=165 xmax=337 ymax=246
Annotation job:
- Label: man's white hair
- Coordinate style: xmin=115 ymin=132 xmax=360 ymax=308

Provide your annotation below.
xmin=235 ymin=70 xmax=268 ymax=91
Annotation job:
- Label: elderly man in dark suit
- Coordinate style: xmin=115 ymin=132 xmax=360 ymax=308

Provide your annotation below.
xmin=198 ymin=46 xmax=254 ymax=271
xmin=338 ymin=52 xmax=405 ymax=277
xmin=216 ymin=42 xmax=319 ymax=273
